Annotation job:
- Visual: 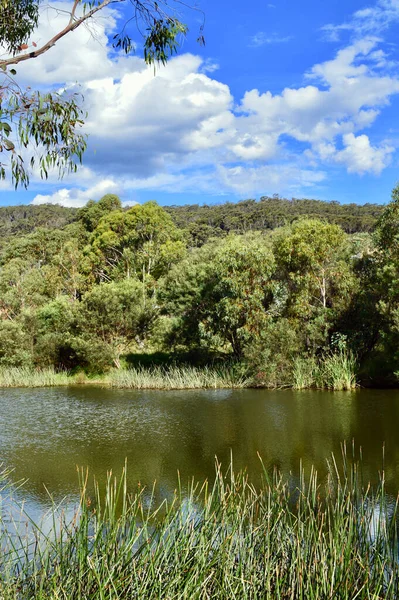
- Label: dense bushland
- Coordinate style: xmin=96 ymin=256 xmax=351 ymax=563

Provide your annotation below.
xmin=0 ymin=190 xmax=398 ymax=387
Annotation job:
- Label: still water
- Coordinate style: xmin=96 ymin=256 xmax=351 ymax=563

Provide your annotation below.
xmin=1 ymin=386 xmax=399 ymax=517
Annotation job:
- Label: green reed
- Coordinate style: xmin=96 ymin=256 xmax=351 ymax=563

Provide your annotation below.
xmin=0 ymin=367 xmax=71 ymax=388
xmin=0 ymin=452 xmax=398 ymax=599
xmin=293 ymin=350 xmax=357 ymax=391
xmin=109 ymin=364 xmax=251 ymax=390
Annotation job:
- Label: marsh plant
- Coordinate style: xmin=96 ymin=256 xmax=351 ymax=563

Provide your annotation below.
xmin=0 ymin=367 xmax=71 ymax=388
xmin=109 ymin=364 xmax=251 ymax=390
xmin=293 ymin=348 xmax=357 ymax=391
xmin=0 ymin=454 xmax=398 ymax=599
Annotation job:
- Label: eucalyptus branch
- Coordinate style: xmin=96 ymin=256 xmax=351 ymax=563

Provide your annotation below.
xmin=0 ymin=0 xmax=119 ymax=68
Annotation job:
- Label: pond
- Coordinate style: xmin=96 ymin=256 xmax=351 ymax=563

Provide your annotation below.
xmin=1 ymin=386 xmax=399 ymax=518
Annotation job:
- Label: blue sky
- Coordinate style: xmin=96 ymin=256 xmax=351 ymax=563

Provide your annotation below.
xmin=4 ymin=0 xmax=399 ymax=207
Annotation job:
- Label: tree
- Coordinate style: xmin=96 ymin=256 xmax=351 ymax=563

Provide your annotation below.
xmin=272 ymin=219 xmax=355 ymax=353
xmin=78 ymin=279 xmax=158 ymax=369
xmin=77 ymin=194 xmax=122 ymax=232
xmin=161 ymin=234 xmax=275 ymax=358
xmin=0 ymin=0 xmax=201 ymax=187
xmin=87 ymin=201 xmax=184 ymax=282
xmin=356 ymin=185 xmax=399 ymax=381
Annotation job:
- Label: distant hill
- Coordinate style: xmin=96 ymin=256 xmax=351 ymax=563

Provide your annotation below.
xmin=165 ymin=196 xmax=385 ymax=245
xmin=0 ymin=204 xmax=77 ymax=237
xmin=0 ymin=197 xmax=384 ymax=243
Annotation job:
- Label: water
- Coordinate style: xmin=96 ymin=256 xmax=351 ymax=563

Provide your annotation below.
xmin=1 ymin=386 xmax=399 ymax=518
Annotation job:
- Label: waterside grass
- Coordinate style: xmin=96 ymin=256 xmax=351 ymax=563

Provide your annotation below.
xmin=108 ymin=364 xmax=251 ymax=390
xmin=0 ymin=356 xmax=357 ymax=390
xmin=0 ymin=367 xmax=72 ymax=388
xmin=293 ymin=350 xmax=357 ymax=391
xmin=0 ymin=455 xmax=398 ymax=599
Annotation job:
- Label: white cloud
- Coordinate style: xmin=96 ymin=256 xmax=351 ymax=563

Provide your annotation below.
xmin=250 ymin=32 xmax=292 ymax=47
xmin=322 ymin=0 xmax=399 ymax=41
xmin=10 ymin=0 xmax=399 ymax=206
xmin=334 ymin=133 xmax=394 ymax=174
xmin=9 ymin=2 xmax=132 ymax=86
xmin=32 ymin=178 xmax=122 ymax=207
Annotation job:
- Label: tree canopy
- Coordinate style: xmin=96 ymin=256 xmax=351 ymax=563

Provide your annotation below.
xmin=0 ymin=191 xmax=396 ymax=388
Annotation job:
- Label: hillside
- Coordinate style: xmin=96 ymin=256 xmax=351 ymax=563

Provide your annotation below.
xmin=165 ymin=196 xmax=384 ymax=245
xmin=0 ymin=197 xmax=384 ymax=245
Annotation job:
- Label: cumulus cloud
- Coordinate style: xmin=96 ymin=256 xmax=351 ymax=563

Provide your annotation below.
xmin=13 ymin=0 xmax=399 ymax=206
xmin=9 ymin=2 xmax=130 ymax=86
xmin=32 ymin=178 xmax=122 ymax=207
xmin=334 ymin=133 xmax=394 ymax=174
xmin=234 ymin=38 xmax=399 ymax=165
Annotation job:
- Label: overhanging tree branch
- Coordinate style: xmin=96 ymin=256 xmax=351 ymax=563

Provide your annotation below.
xmin=0 ymin=0 xmax=117 ymax=68
xmin=0 ymin=0 xmax=203 ymax=188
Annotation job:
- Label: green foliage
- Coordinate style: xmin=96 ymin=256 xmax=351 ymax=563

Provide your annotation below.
xmin=33 ymin=296 xmax=80 ymax=369
xmin=0 ymin=203 xmax=76 ymax=239
xmin=0 ymin=320 xmax=32 ymax=367
xmin=166 ymin=196 xmax=384 ymax=246
xmin=144 ymin=19 xmax=188 ymax=66
xmin=77 ymin=194 xmax=122 ymax=232
xmin=87 ymin=201 xmax=183 ymax=282
xmin=1 ymin=193 xmax=399 ymax=387
xmin=78 ymin=279 xmax=158 ymax=369
xmin=162 ymin=233 xmax=275 ymax=357
xmin=0 ymin=457 xmax=399 ymax=598
xmin=0 ymin=0 xmax=38 ymax=55
xmin=1 ymin=87 xmax=86 ymax=188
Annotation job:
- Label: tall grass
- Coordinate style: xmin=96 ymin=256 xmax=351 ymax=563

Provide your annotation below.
xmin=0 ymin=354 xmax=357 ymax=390
xmin=109 ymin=364 xmax=251 ymax=390
xmin=0 ymin=455 xmax=398 ymax=598
xmin=293 ymin=350 xmax=357 ymax=390
xmin=321 ymin=349 xmax=357 ymax=390
xmin=292 ymin=356 xmax=319 ymax=389
xmin=0 ymin=367 xmax=71 ymax=388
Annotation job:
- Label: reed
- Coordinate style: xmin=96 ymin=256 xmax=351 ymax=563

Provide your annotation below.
xmin=320 ymin=349 xmax=358 ymax=391
xmin=0 ymin=354 xmax=358 ymax=390
xmin=292 ymin=350 xmax=357 ymax=391
xmin=292 ymin=356 xmax=320 ymax=389
xmin=0 ymin=454 xmax=398 ymax=599
xmin=109 ymin=364 xmax=251 ymax=390
xmin=0 ymin=366 xmax=71 ymax=387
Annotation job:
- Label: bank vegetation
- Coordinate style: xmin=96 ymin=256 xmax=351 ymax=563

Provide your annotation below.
xmin=1 ymin=190 xmax=399 ymax=389
xmin=0 ymin=455 xmax=398 ymax=599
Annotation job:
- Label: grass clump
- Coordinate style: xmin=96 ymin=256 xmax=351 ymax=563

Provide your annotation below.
xmin=0 ymin=454 xmax=398 ymax=598
xmin=109 ymin=364 xmax=251 ymax=390
xmin=0 ymin=354 xmax=357 ymax=390
xmin=293 ymin=350 xmax=357 ymax=390
xmin=0 ymin=366 xmax=71 ymax=388
xmin=292 ymin=356 xmax=319 ymax=390
xmin=321 ymin=349 xmax=357 ymax=390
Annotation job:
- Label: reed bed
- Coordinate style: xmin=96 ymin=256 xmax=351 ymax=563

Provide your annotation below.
xmin=109 ymin=364 xmax=251 ymax=390
xmin=0 ymin=455 xmax=398 ymax=599
xmin=0 ymin=354 xmax=358 ymax=390
xmin=293 ymin=350 xmax=357 ymax=390
xmin=0 ymin=366 xmax=71 ymax=388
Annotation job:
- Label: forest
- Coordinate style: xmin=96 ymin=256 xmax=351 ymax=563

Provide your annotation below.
xmin=0 ymin=191 xmax=397 ymax=388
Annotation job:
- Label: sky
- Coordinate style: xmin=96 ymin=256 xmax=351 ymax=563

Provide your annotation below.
xmin=3 ymin=0 xmax=399 ymax=207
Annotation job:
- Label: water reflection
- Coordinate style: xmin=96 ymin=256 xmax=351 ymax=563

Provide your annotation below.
xmin=0 ymin=387 xmax=398 ymax=515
